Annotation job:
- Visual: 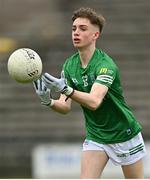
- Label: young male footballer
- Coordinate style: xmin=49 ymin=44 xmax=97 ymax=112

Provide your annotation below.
xmin=33 ymin=7 xmax=146 ymax=178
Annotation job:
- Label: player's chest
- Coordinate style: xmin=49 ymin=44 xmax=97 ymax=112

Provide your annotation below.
xmin=69 ymin=69 xmax=96 ymax=92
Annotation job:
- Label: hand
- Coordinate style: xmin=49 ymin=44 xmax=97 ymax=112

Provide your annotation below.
xmin=33 ymin=78 xmax=53 ymax=106
xmin=42 ymin=71 xmax=74 ymax=96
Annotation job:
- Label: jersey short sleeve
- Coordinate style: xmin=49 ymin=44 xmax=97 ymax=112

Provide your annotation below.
xmin=62 ymin=60 xmax=74 ymax=88
xmin=95 ymin=62 xmax=117 ymax=88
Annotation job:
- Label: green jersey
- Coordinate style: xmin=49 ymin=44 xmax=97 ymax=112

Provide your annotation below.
xmin=63 ymin=49 xmax=141 ymax=144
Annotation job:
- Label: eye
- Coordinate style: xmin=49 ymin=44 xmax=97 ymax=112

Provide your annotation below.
xmin=80 ymin=27 xmax=87 ymax=31
xmin=79 ymin=25 xmax=88 ymax=31
xmin=72 ymin=26 xmax=76 ymax=31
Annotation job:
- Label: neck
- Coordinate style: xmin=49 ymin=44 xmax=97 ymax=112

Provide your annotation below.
xmin=78 ymin=44 xmax=96 ymax=68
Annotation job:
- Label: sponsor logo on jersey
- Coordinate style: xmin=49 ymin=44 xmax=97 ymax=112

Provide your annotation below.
xmin=100 ymin=68 xmax=108 ymax=73
xmin=108 ymin=69 xmax=114 ymax=75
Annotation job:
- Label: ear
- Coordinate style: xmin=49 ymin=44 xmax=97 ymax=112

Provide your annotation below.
xmin=93 ymin=31 xmax=100 ymax=40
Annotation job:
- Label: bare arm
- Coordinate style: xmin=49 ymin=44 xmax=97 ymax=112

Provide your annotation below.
xmin=51 ymin=94 xmax=72 ymax=114
xmin=70 ymin=83 xmax=108 ymax=110
xmin=51 ymin=83 xmax=108 ymax=112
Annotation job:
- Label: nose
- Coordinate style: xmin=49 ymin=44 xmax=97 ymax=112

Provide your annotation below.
xmin=73 ymin=28 xmax=80 ymax=36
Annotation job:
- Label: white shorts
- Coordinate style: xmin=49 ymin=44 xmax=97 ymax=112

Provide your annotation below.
xmin=82 ymin=132 xmax=147 ymax=166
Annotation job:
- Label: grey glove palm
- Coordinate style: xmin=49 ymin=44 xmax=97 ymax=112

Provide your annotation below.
xmin=42 ymin=71 xmax=73 ymax=96
xmin=33 ymin=79 xmax=52 ymax=106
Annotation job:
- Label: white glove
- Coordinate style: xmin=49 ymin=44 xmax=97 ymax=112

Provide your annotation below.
xmin=33 ymin=79 xmax=54 ymax=106
xmin=42 ymin=71 xmax=74 ymax=96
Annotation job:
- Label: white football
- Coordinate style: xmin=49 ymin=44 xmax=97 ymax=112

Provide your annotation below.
xmin=8 ymin=48 xmax=42 ymax=83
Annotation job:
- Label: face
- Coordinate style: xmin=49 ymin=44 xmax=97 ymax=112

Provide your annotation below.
xmin=72 ymin=18 xmax=99 ymax=49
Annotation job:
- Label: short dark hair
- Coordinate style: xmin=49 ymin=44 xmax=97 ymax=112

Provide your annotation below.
xmin=72 ymin=7 xmax=106 ymax=33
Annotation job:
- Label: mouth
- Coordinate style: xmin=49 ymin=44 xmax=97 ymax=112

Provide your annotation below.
xmin=73 ymin=38 xmax=81 ymax=43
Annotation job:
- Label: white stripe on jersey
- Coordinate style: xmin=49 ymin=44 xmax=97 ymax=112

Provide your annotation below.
xmin=96 ymin=75 xmax=114 ymax=84
xmin=98 ymin=75 xmax=113 ymax=80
